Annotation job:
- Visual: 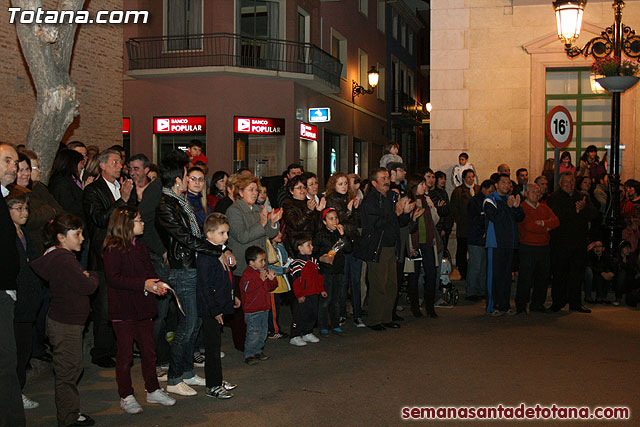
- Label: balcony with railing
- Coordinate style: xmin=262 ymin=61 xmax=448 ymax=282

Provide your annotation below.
xmin=126 ymin=33 xmax=343 ymax=93
xmin=391 ymin=91 xmax=426 ymax=125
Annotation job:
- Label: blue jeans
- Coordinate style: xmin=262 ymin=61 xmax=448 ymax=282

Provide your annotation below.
xmin=244 ymin=311 xmax=268 ymax=358
xmin=167 ymin=268 xmax=200 ymax=386
xmin=150 ymin=252 xmax=171 ymax=365
xmin=467 ymin=245 xmax=487 ymax=297
xmin=341 ymin=253 xmax=363 ymax=319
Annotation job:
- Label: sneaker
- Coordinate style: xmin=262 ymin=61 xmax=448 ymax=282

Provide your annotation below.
xmin=331 ymin=328 xmax=346 ymax=336
xmin=157 ymin=373 xmax=167 ymax=382
xmin=506 ymin=309 xmax=517 ymax=316
xmin=301 ymin=333 xmax=320 ymax=343
xmin=245 ymin=356 xmax=259 ymax=365
xmin=222 ymin=380 xmax=237 ymax=390
xmin=338 ymin=316 xmax=346 ymax=327
xmin=612 ymin=299 xmax=621 ymax=306
xmin=183 ymin=374 xmax=206 ymax=386
xmin=268 ymin=332 xmax=287 ymax=340
xmin=220 ymin=351 xmax=225 ymax=358
xmin=166 ymin=382 xmax=197 ymax=396
xmin=206 ymin=385 xmax=233 ymax=399
xmin=289 ymin=336 xmax=307 ymax=347
xmin=193 ymin=353 xmax=205 ymax=368
xmin=120 ymin=395 xmax=143 ymax=414
xmin=434 ymin=298 xmax=453 ymax=308
xmin=491 ymin=310 xmax=505 ymax=317
xmin=22 ymin=394 xmax=39 ymax=409
xmin=255 ymin=352 xmax=270 ymax=361
xmin=146 ymin=388 xmax=176 ymax=406
xmin=72 ymin=413 xmax=95 ymax=426
xmin=354 ymin=318 xmax=366 ymax=328
xmin=319 ymin=329 xmax=329 ymax=336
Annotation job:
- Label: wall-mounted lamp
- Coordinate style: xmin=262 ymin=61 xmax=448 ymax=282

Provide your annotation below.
xmin=352 ymin=66 xmax=380 ymax=103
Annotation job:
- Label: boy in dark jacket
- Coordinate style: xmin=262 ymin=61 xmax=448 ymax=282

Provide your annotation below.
xmin=289 ymin=234 xmax=327 ymax=346
xmin=239 ymin=246 xmax=277 ymax=364
xmin=313 ymin=208 xmax=352 ymax=336
xmin=196 ymin=213 xmax=240 ymax=398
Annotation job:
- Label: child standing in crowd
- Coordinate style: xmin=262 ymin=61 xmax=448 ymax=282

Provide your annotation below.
xmin=188 ymin=139 xmax=208 ymax=165
xmin=30 ymin=213 xmax=99 ymax=427
xmin=196 ymin=213 xmax=240 ymax=398
xmin=7 ymin=190 xmax=43 ymax=410
xmin=240 ymin=246 xmax=278 ymax=365
xmin=559 ymin=151 xmax=576 ymax=175
xmin=289 ymin=234 xmax=327 ymax=347
xmin=265 ymin=230 xmax=291 ymax=339
xmin=313 ymin=208 xmax=351 ymax=336
xmin=452 ymin=152 xmax=477 ymax=188
xmin=102 ymin=206 xmax=175 ymax=414
xmin=379 ymin=143 xmax=403 ymax=168
xmin=585 ymin=241 xmax=615 ymax=304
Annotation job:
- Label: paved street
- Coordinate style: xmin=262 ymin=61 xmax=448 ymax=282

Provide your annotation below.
xmin=25 ymin=283 xmax=639 ymax=426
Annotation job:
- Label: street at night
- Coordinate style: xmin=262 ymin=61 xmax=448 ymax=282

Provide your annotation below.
xmin=24 ymin=285 xmax=639 ymax=426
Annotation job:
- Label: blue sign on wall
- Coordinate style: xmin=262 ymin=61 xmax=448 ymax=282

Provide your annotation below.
xmin=309 ymin=107 xmax=331 ymax=123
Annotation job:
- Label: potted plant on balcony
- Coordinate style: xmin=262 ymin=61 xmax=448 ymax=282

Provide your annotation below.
xmin=592 ymin=56 xmax=640 ymax=93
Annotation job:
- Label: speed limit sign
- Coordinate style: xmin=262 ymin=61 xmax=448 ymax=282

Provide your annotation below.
xmin=545 ymin=105 xmax=573 ymax=149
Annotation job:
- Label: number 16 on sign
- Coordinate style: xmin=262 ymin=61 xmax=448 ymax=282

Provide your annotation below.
xmin=545 ymin=105 xmax=574 ymax=190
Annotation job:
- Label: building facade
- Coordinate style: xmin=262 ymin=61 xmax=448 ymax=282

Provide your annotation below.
xmin=430 ymin=0 xmax=639 ymax=184
xmin=1 ymin=0 xmax=123 ymax=151
xmin=385 ymin=0 xmax=425 ymax=173
xmin=124 ymin=0 xmax=389 ymax=184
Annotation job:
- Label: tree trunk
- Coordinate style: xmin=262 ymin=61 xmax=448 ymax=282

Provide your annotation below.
xmin=12 ymin=0 xmax=85 ymax=183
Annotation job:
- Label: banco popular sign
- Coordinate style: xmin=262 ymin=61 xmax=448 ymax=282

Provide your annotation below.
xmin=154 ymin=116 xmax=206 ymax=134
xmin=234 ymin=117 xmax=285 ymax=135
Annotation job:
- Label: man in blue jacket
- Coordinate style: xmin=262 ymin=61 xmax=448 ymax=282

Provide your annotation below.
xmin=466 ymin=179 xmax=495 ymax=301
xmin=483 ymin=174 xmax=525 ymax=315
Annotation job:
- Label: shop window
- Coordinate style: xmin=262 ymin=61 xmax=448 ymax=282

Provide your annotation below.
xmin=377 ymin=1 xmax=385 ymax=33
xmin=392 ymin=11 xmax=398 ymax=39
xmin=358 ymin=49 xmax=368 ymax=87
xmin=331 ymin=29 xmax=347 ymax=79
xmin=165 ymin=0 xmax=202 ymax=51
xmin=359 ymin=0 xmax=368 ymax=17
xmin=545 ymin=68 xmax=611 ymax=163
xmin=376 ymin=63 xmax=385 ymax=101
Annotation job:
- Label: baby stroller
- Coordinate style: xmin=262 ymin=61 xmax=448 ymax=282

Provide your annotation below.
xmin=439 ymin=256 xmax=459 ymax=306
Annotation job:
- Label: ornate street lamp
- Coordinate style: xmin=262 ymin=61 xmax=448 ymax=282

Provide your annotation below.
xmin=553 ymin=0 xmax=640 ymax=250
xmin=352 ymin=66 xmax=380 ymax=103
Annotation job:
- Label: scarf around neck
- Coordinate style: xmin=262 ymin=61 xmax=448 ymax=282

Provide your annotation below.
xmin=162 ymin=187 xmax=202 ymax=238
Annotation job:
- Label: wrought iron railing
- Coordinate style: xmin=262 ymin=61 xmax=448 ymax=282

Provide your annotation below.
xmin=392 ymin=91 xmax=425 ymax=123
xmin=126 ymin=33 xmax=342 ymax=88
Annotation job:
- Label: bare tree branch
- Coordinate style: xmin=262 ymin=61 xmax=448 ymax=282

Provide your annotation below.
xmin=11 ymin=0 xmax=85 ymax=182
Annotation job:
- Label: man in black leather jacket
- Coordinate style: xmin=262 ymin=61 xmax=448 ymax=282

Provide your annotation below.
xmin=354 ymin=167 xmax=412 ymax=331
xmin=156 ymin=150 xmax=234 ymax=397
xmin=83 ymin=148 xmax=133 ymax=368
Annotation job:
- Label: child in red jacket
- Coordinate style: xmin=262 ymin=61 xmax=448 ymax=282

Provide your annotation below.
xmin=239 ymin=246 xmax=277 ymax=365
xmin=288 ymin=233 xmax=327 ymax=347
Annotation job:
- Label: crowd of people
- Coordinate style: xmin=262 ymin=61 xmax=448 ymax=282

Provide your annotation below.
xmin=1 ymin=140 xmax=639 ymax=426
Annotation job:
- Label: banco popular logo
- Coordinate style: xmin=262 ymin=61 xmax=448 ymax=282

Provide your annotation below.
xmin=237 ymin=119 xmax=251 ymax=132
xmin=157 ymin=119 xmax=170 ymax=132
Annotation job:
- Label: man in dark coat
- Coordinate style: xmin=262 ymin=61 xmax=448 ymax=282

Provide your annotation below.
xmin=450 ymin=169 xmax=480 ymax=280
xmin=354 ymin=168 xmax=411 ymax=331
xmin=547 ymin=172 xmax=597 ymax=313
xmin=0 ymin=143 xmax=25 ymax=426
xmin=83 ymin=148 xmax=134 ymax=368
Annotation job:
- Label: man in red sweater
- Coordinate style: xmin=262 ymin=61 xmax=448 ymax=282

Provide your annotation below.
xmin=515 ymin=183 xmax=560 ymax=313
